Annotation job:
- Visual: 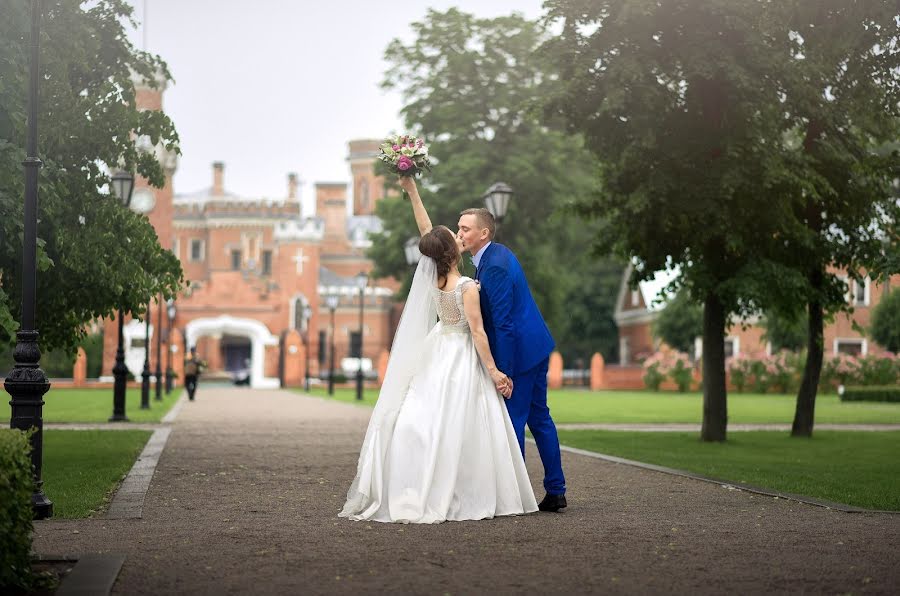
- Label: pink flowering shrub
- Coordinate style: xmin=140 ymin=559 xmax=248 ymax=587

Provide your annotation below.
xmin=642 ymin=351 xmax=694 ymax=391
xmin=641 ymin=353 xmax=665 ymax=391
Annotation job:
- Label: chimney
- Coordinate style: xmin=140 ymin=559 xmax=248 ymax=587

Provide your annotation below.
xmin=288 ymin=172 xmax=298 ymax=200
xmin=212 ymin=161 xmax=224 ymax=195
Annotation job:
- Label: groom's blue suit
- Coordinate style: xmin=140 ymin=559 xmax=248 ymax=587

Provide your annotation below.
xmin=475 ymin=242 xmax=566 ymax=496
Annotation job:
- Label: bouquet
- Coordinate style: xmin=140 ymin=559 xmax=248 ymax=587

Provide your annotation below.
xmin=378 ymin=134 xmax=432 ymax=199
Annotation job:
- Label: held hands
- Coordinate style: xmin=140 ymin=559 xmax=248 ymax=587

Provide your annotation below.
xmin=490 ymin=368 xmax=514 ymax=399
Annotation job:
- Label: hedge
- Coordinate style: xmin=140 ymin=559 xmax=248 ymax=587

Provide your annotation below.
xmin=840 ymin=386 xmax=900 ymax=403
xmin=0 ymin=429 xmax=34 ymax=590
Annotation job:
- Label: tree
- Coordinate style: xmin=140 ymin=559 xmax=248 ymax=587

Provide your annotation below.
xmin=766 ymin=3 xmax=900 ymax=437
xmin=373 ymin=9 xmax=622 ymax=362
xmin=653 ymin=290 xmax=703 ymax=356
xmin=0 ymin=0 xmax=183 ymax=353
xmin=543 ymin=0 xmax=900 ymax=441
xmin=761 ymin=308 xmax=807 ymax=352
xmin=871 ymin=289 xmax=900 ymax=353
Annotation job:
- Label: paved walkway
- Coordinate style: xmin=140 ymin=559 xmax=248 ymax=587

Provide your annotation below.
xmin=34 ymin=388 xmax=900 ymax=594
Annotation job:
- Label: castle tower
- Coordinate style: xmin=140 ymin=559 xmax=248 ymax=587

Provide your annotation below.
xmin=348 ymin=139 xmax=386 ymax=216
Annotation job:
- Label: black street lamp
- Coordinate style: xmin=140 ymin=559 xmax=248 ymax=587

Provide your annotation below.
xmin=165 ymin=298 xmax=176 ymax=394
xmin=140 ymin=305 xmax=151 ymax=410
xmin=155 ymin=294 xmax=163 ymax=401
xmin=326 ymin=294 xmax=339 ymax=396
xmin=109 ymin=170 xmax=135 ymax=423
xmin=354 ymin=272 xmax=369 ymax=401
xmin=5 ymin=0 xmax=52 ymax=519
xmin=483 ymin=182 xmax=513 ymax=227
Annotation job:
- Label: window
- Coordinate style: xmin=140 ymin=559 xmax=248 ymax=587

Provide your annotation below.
xmin=293 ymin=297 xmax=308 ymax=331
xmin=724 ymin=337 xmax=739 ymax=358
xmin=230 ymin=249 xmax=242 ymax=271
xmin=835 ymin=339 xmax=865 ymax=356
xmin=262 ymin=250 xmax=273 ymax=275
xmin=852 ymin=278 xmax=869 ymax=307
xmin=360 ymin=179 xmax=369 ymax=212
xmin=630 ymin=289 xmax=641 ymax=307
xmin=190 ymin=239 xmax=204 ymax=261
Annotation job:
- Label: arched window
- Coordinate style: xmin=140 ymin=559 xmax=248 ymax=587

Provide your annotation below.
xmin=292 ymin=296 xmax=310 ymax=332
xmin=359 ymin=179 xmax=369 ymax=211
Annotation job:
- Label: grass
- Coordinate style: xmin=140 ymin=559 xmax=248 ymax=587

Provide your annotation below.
xmin=0 ymin=387 xmax=181 ymax=423
xmin=296 ymin=386 xmax=900 ymax=425
xmin=43 ymin=429 xmax=152 ymax=518
xmin=556 ymin=430 xmax=900 ymax=511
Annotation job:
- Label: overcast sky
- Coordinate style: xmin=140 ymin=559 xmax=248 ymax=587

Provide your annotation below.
xmin=128 ymin=0 xmax=546 ymax=215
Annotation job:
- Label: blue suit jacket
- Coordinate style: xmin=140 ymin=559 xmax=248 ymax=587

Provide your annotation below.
xmin=475 ymin=243 xmax=555 ymax=377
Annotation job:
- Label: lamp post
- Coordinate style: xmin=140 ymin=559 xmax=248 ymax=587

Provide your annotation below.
xmin=109 ymin=170 xmax=135 ymax=423
xmin=325 ymin=294 xmax=339 ymax=396
xmin=354 ymin=272 xmax=369 ymax=401
xmin=482 ymin=182 xmax=513 ymax=229
xmin=165 ymin=299 xmax=176 ymax=393
xmin=155 ymin=294 xmax=163 ymax=401
xmin=404 ymin=236 xmax=421 ymax=269
xmin=140 ymin=305 xmax=151 ymax=409
xmin=302 ymin=303 xmax=312 ymax=392
xmin=5 ymin=0 xmax=52 ymax=518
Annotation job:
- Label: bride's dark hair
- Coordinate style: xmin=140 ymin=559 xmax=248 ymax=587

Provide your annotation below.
xmin=419 ymin=226 xmax=459 ymax=289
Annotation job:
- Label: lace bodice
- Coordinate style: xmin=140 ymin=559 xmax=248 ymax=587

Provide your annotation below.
xmin=432 ymin=277 xmax=476 ymax=330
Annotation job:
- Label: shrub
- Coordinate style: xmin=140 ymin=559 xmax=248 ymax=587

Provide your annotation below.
xmin=641 ymin=355 xmax=665 ymax=391
xmin=854 ymin=353 xmax=899 ymax=386
xmin=727 ymin=354 xmax=754 ymax=392
xmin=840 ymin=385 xmax=900 ymax=403
xmin=870 ymin=289 xmax=900 ymax=353
xmin=0 ymin=429 xmax=35 ymax=591
xmin=820 ymin=353 xmax=860 ymax=392
xmin=668 ymin=354 xmax=693 ymax=392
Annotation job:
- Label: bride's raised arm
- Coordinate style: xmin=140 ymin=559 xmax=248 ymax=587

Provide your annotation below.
xmin=398 ymin=177 xmax=432 ymax=236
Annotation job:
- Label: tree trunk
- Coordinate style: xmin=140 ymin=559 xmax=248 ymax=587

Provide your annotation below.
xmin=701 ymin=292 xmax=728 ymax=442
xmin=792 ymin=268 xmax=825 ymax=438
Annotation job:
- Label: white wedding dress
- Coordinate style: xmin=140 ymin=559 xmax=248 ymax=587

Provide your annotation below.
xmin=339 ymin=258 xmax=537 ymax=523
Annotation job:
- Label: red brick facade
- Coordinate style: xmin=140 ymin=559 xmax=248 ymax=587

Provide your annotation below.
xmin=101 ymin=80 xmax=397 ymax=389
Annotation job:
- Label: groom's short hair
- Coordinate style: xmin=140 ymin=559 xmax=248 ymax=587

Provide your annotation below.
xmin=459 ymin=208 xmax=496 ymax=238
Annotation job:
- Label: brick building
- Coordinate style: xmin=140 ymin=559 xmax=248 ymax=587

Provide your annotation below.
xmin=614 ymin=263 xmax=899 ymax=363
xmin=101 ymin=77 xmax=398 ymax=388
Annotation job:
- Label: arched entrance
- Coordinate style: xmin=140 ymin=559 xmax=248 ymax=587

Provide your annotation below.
xmin=185 ymin=315 xmax=280 ymax=389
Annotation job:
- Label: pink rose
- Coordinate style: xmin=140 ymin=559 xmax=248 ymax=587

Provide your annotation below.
xmin=392 ymin=144 xmax=400 ymax=151
xmin=397 ymin=156 xmax=413 ymax=171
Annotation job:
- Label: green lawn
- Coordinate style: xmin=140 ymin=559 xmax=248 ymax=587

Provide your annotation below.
xmin=296 ymin=387 xmax=900 ymax=425
xmin=1 ymin=387 xmax=181 ymax=423
xmin=556 ymin=430 xmax=900 ymax=511
xmin=43 ymin=429 xmax=152 ymax=518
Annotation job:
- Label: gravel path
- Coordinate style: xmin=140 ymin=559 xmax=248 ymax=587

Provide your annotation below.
xmin=33 ymin=387 xmax=900 ymax=594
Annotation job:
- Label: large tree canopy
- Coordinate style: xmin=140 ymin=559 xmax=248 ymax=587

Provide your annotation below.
xmin=372 ymin=8 xmax=622 ymax=363
xmin=543 ymin=0 xmax=900 ymax=440
xmin=0 ymin=0 xmax=183 ymax=353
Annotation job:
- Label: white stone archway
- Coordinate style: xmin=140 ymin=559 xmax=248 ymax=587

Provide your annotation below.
xmin=185 ymin=315 xmax=280 ymax=389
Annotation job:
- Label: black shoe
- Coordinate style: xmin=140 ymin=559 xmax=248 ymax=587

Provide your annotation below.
xmin=538 ymin=493 xmax=567 ymax=512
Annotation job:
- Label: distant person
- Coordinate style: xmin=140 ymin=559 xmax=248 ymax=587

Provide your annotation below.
xmin=183 ymin=348 xmax=203 ymax=401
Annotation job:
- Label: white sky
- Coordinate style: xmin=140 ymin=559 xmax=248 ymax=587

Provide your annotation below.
xmin=128 ymin=0 xmax=546 ymax=215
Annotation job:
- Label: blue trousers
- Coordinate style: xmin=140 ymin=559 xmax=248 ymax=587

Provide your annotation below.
xmin=505 ymin=358 xmax=566 ymax=495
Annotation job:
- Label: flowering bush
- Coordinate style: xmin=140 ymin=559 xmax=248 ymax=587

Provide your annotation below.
xmin=855 ymin=353 xmax=899 ymax=386
xmin=726 ymin=354 xmax=755 ymax=392
xmin=642 ymin=351 xmax=694 ymax=391
xmin=641 ymin=353 xmax=665 ymax=391
xmin=668 ymin=353 xmax=694 ymax=392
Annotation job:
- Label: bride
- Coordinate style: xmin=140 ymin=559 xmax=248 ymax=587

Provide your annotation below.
xmin=339 ymin=178 xmax=538 ymax=523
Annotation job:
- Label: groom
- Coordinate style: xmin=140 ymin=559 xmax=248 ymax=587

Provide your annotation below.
xmin=457 ymin=208 xmax=567 ymax=512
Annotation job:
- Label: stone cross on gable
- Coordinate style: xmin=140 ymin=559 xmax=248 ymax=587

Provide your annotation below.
xmin=292 ymin=247 xmax=311 ymax=275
